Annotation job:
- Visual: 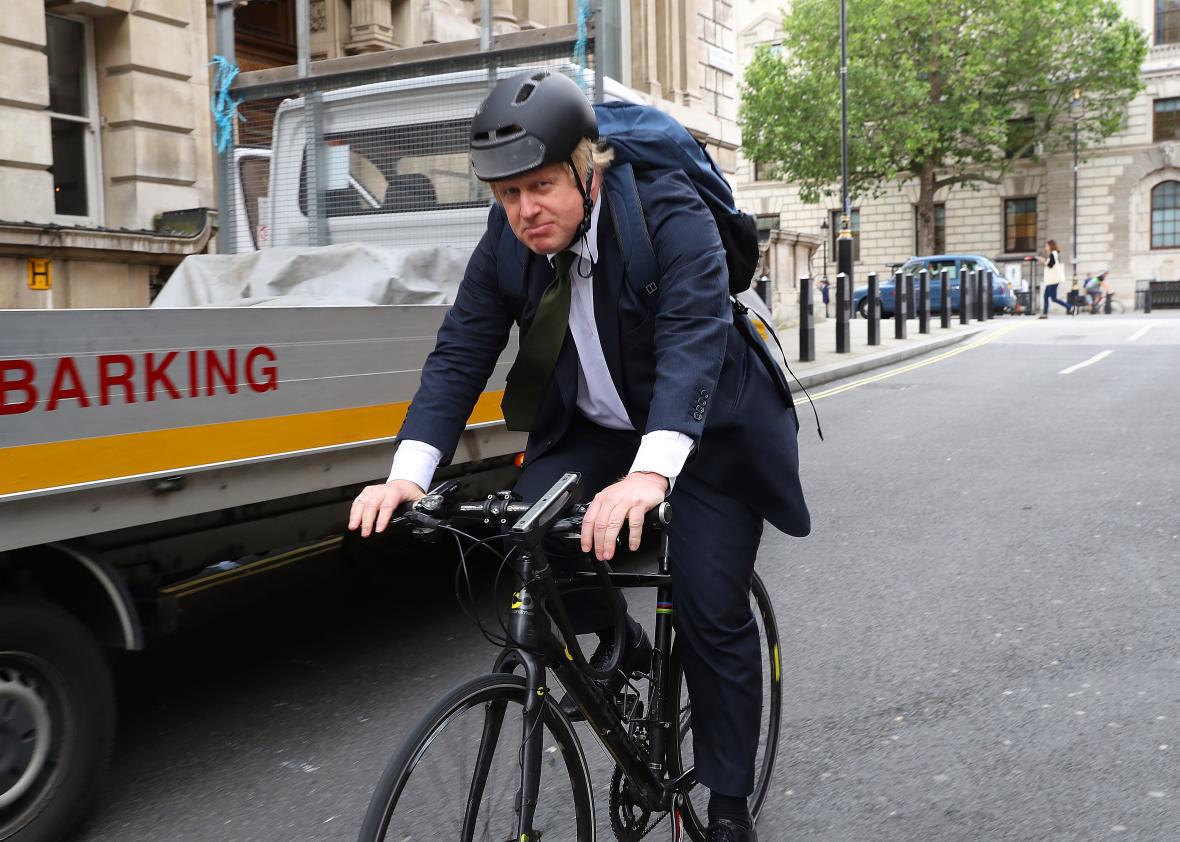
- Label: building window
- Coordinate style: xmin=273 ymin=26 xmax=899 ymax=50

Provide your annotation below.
xmin=1151 ymin=181 xmax=1180 ymax=248
xmin=1005 ymin=118 xmax=1036 ymax=159
xmin=47 ymin=14 xmax=100 ymax=221
xmin=914 ymin=203 xmax=946 ymax=254
xmin=830 ymin=209 xmax=860 ymax=262
xmin=752 ymin=160 xmax=776 ymax=181
xmin=1154 ymin=98 xmax=1180 ymax=142
xmin=1158 ymin=0 xmax=1180 ymax=45
xmin=1004 ymin=197 xmax=1037 ymax=253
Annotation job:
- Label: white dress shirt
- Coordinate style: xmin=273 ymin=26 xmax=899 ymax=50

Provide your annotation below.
xmin=389 ymin=192 xmax=693 ymax=491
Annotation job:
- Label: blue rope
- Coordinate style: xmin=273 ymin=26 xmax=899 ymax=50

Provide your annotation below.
xmin=209 ymin=55 xmax=244 ymax=154
xmin=573 ymin=0 xmax=592 ymax=92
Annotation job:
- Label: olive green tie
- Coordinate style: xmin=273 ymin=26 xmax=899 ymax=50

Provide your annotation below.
xmin=501 ymin=251 xmax=575 ymax=431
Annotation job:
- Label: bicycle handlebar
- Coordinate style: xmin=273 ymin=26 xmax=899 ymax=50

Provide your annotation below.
xmin=400 ymin=475 xmax=671 ymax=543
xmin=396 ymin=473 xmax=671 ymax=682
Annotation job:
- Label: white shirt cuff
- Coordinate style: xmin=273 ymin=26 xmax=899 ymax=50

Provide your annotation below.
xmin=387 ymin=440 xmax=443 ymax=492
xmin=629 ymin=430 xmax=694 ymax=480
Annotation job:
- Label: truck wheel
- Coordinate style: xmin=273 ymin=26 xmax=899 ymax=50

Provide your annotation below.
xmin=0 ymin=598 xmax=115 ymax=842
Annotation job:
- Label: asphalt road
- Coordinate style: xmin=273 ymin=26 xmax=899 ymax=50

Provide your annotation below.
xmin=78 ymin=313 xmax=1179 ymax=842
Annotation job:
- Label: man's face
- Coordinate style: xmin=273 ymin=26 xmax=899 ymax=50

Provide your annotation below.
xmin=493 ymin=162 xmax=596 ymax=255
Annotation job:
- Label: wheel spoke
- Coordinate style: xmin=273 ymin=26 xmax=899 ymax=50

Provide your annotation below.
xmin=359 ymin=676 xmax=592 ymax=842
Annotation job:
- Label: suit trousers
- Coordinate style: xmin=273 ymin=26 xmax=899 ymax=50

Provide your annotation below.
xmin=514 ymin=412 xmax=765 ymax=797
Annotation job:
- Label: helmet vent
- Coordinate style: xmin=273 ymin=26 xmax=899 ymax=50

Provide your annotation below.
xmin=514 ymin=83 xmax=536 ymax=104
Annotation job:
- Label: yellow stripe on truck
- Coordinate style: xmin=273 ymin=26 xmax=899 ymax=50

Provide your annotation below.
xmin=0 ymin=390 xmax=505 ymax=497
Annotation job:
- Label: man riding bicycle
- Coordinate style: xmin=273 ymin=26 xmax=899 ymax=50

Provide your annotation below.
xmin=349 ymin=70 xmax=809 ymax=842
xmin=1084 ymin=270 xmax=1109 ymax=312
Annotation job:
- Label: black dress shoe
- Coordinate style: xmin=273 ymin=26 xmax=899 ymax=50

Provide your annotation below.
xmin=706 ymin=817 xmax=758 ymax=841
xmin=559 ymin=627 xmax=652 ymax=721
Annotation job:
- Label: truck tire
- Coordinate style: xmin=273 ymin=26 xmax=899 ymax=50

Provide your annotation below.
xmin=0 ymin=597 xmax=115 ymax=842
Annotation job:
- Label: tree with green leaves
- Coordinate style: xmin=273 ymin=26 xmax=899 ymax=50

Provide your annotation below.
xmin=741 ymin=0 xmax=1147 ymax=254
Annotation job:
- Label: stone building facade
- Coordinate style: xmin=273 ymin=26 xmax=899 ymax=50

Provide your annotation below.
xmin=1 ymin=0 xmax=745 ymax=308
xmin=0 ymin=0 xmax=218 ymax=309
xmin=733 ymin=0 xmax=1180 ymax=308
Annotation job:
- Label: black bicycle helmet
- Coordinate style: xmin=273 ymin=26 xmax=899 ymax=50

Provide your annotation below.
xmin=469 ymin=69 xmax=598 ymax=182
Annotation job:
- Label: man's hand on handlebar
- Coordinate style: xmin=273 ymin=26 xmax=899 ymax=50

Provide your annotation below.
xmin=580 ymin=471 xmax=669 ymax=562
xmin=348 ymin=480 xmax=426 ymax=537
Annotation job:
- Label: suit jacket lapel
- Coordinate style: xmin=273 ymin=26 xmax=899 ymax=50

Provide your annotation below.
xmin=593 ymin=202 xmax=631 ymax=421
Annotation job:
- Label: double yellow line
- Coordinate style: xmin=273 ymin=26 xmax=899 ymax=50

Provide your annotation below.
xmin=808 ymin=323 xmax=1022 ymax=402
xmin=161 ymin=536 xmax=344 ymax=598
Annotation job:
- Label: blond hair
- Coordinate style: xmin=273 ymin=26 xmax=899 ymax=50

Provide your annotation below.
xmin=488 ymin=137 xmax=613 ymax=201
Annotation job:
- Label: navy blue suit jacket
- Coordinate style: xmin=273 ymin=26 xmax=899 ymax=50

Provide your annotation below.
xmin=398 ymin=168 xmax=810 ymax=537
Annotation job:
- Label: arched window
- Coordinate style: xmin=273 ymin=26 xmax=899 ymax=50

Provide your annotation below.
xmin=1152 ymin=181 xmax=1180 ymax=249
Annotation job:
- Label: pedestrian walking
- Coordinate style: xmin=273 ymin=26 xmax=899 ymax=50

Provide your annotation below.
xmin=1038 ymin=239 xmax=1071 ymax=318
xmin=818 ymin=277 xmax=831 ymax=318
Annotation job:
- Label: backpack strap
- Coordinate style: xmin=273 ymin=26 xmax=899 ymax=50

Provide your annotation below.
xmin=603 ymin=163 xmax=661 ymax=297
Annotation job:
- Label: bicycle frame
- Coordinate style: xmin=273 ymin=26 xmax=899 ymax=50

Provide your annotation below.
xmin=487 ymin=526 xmax=687 ymax=839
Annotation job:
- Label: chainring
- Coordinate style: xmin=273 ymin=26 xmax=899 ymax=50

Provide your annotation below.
xmin=609 ymin=765 xmax=668 ymax=842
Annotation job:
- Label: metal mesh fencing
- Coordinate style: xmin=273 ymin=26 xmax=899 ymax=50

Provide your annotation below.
xmin=223 ymin=31 xmax=597 ymax=256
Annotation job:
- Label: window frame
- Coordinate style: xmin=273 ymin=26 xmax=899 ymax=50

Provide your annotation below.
xmin=1004 ymin=117 xmax=1037 ymax=160
xmin=46 ymin=13 xmax=103 ymax=226
xmin=1157 ymin=0 xmax=1180 ymax=46
xmin=1153 ymin=97 xmax=1180 ymax=143
xmin=1003 ymin=196 xmax=1037 ymax=254
xmin=830 ymin=208 xmax=860 ymax=262
xmin=913 ymin=202 xmax=946 ymax=255
xmin=1151 ymin=180 xmax=1180 ymax=250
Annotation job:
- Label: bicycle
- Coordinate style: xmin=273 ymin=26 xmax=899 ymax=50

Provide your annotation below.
xmin=1075 ymin=289 xmax=1125 ymax=315
xmin=357 ymin=472 xmax=782 ymax=841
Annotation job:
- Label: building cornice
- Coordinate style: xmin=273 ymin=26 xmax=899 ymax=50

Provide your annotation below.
xmin=0 ymin=209 xmax=217 ymax=265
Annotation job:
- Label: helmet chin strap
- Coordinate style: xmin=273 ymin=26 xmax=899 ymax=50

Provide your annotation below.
xmin=567 ymin=159 xmax=596 ymax=278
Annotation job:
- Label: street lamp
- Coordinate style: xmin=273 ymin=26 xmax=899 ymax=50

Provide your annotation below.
xmin=820 ymin=217 xmax=829 ymax=283
xmin=1071 ymin=87 xmax=1083 ymax=286
xmin=835 ymin=0 xmax=852 ymax=352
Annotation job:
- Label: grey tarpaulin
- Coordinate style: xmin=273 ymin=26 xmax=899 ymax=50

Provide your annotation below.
xmin=152 ymin=243 xmax=467 ymax=307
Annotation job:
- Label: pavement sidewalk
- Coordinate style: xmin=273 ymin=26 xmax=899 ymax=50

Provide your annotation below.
xmin=766 ymin=312 xmax=1000 ymax=391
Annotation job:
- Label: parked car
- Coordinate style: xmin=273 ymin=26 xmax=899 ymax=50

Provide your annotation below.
xmin=854 ymin=254 xmax=1015 ymax=317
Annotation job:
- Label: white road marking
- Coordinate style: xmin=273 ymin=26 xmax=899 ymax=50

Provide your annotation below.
xmin=1059 ymin=350 xmax=1114 ymax=375
xmin=1128 ymin=324 xmax=1154 ymax=342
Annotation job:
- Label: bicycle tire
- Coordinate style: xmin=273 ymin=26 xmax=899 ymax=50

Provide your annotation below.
xmin=358 ymin=672 xmax=595 ymax=842
xmin=665 ymin=571 xmax=783 ymax=840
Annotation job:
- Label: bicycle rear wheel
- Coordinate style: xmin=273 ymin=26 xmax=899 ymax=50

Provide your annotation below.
xmin=358 ymin=672 xmax=595 ymax=842
xmin=665 ymin=571 xmax=783 ymax=838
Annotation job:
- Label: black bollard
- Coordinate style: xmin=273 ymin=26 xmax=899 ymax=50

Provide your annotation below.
xmin=1104 ymin=289 xmax=1113 ymax=314
xmin=940 ymin=268 xmax=951 ymax=329
xmin=918 ymin=269 xmax=931 ymax=334
xmin=985 ymin=270 xmax=995 ymax=320
xmin=867 ymin=272 xmax=881 ymax=346
xmin=959 ymin=267 xmax=970 ymax=325
xmin=1145 ymin=288 xmax=1153 ymax=313
xmin=973 ymin=270 xmax=985 ymax=321
xmin=799 ymin=275 xmax=816 ymax=362
xmin=894 ymin=270 xmax=907 ymax=339
xmin=836 ymin=271 xmax=851 ymax=353
xmin=905 ymin=273 xmax=916 ymax=320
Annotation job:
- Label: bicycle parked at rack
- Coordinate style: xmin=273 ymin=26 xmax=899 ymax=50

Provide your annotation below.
xmin=357 ymin=472 xmax=782 ymax=842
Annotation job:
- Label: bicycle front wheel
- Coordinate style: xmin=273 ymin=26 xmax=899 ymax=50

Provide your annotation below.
xmin=666 ymin=571 xmax=783 ymax=837
xmin=358 ymin=672 xmax=595 ymax=842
